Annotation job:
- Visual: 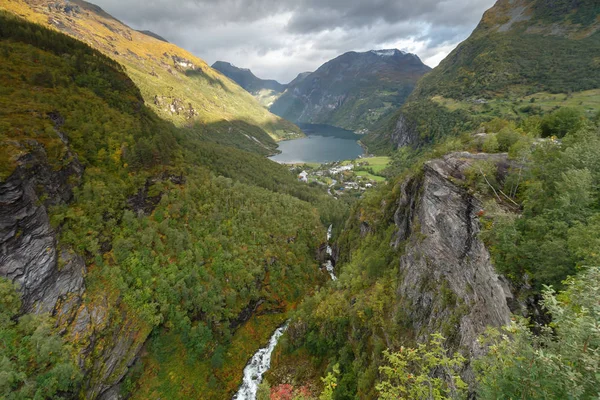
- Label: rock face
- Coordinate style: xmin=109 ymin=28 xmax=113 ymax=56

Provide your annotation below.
xmin=389 ymin=114 xmax=419 ymax=149
xmin=392 ymin=152 xmax=512 ymax=379
xmin=0 ymin=145 xmax=149 ymax=399
xmin=270 ymin=49 xmax=431 ymax=132
xmin=0 ymin=148 xmax=84 ymax=313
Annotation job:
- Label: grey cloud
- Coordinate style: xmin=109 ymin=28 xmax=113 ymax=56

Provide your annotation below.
xmin=91 ymin=0 xmax=497 ymax=82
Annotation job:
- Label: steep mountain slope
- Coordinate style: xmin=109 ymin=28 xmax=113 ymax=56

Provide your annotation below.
xmin=288 ymin=71 xmax=312 ymax=86
xmin=365 ymin=0 xmax=600 ymax=152
xmin=137 ymin=29 xmax=168 ymax=42
xmin=266 ymin=151 xmax=514 ymax=398
xmin=0 ymin=12 xmax=342 ymax=400
xmin=1 ymin=0 xmax=302 ymax=145
xmin=212 ymin=61 xmax=286 ymax=107
xmin=270 ymin=49 xmax=431 ymax=133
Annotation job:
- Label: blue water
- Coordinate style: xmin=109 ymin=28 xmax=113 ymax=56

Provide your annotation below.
xmin=269 ymin=124 xmax=364 ymax=164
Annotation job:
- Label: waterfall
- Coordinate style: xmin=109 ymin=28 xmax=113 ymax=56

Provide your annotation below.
xmin=232 ymin=322 xmax=289 ymax=400
xmin=324 ymin=225 xmax=337 ymax=280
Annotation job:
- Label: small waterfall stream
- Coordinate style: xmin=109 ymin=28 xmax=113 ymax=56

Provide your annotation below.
xmin=233 ymin=225 xmax=336 ymax=399
xmin=324 ymin=225 xmax=337 ymax=280
xmin=233 ymin=322 xmax=289 ymax=400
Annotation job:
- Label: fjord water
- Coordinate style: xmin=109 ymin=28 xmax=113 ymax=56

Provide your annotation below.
xmin=269 ymin=124 xmax=364 ymax=164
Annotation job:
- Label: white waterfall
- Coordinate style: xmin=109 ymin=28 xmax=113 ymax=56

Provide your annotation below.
xmin=232 ymin=323 xmax=289 ymax=400
xmin=324 ymin=225 xmax=337 ymax=280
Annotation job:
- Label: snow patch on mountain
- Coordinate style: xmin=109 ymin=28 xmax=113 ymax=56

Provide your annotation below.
xmin=370 ymin=49 xmax=405 ymax=57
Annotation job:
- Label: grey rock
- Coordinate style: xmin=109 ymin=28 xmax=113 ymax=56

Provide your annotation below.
xmin=0 ymin=144 xmax=147 ymax=399
xmin=0 ymin=149 xmax=83 ymax=312
xmin=392 ymin=152 xmax=512 ymax=382
xmin=389 ymin=114 xmax=419 ymax=149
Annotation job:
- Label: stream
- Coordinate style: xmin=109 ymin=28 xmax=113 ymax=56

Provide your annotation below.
xmin=233 ymin=226 xmax=336 ymax=399
xmin=232 ymin=323 xmax=289 ymax=400
xmin=324 ymin=225 xmax=337 ymax=280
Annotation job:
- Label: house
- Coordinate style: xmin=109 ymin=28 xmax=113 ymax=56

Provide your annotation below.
xmin=298 ymin=171 xmax=308 ymax=183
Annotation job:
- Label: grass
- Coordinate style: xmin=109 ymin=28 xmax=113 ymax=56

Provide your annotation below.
xmin=431 ymin=89 xmax=600 ymax=120
xmin=360 ymin=157 xmax=392 ymax=173
xmin=354 ymin=171 xmax=386 ymax=182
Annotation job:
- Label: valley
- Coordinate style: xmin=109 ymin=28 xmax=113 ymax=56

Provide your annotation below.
xmin=1 ymin=0 xmax=600 ymax=399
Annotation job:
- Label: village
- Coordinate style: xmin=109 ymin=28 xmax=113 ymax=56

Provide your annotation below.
xmin=291 ymin=156 xmax=391 ymax=197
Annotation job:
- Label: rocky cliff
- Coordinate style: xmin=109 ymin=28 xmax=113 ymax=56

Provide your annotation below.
xmin=391 ymin=152 xmax=512 ymax=376
xmin=272 ymin=152 xmax=514 ymax=395
xmin=0 ymin=142 xmax=150 ymax=399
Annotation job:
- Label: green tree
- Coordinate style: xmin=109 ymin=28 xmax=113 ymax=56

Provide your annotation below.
xmin=475 ymin=267 xmax=600 ymax=400
xmin=0 ymin=279 xmax=82 ymax=399
xmin=540 ymin=107 xmax=585 ymax=138
xmin=319 ymin=363 xmax=339 ymax=400
xmin=376 ymin=334 xmax=467 ymax=400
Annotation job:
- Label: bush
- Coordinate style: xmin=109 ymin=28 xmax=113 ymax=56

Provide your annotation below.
xmin=540 ymin=107 xmax=585 ymax=138
xmin=475 ymin=267 xmax=600 ymax=400
xmin=376 ymin=334 xmax=467 ymax=400
xmin=496 ymin=127 xmax=521 ymax=152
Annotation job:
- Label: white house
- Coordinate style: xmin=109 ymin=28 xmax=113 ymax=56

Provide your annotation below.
xmin=298 ymin=171 xmax=309 ymax=183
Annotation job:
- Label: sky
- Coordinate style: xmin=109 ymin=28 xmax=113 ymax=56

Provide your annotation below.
xmin=91 ymin=0 xmax=497 ymax=83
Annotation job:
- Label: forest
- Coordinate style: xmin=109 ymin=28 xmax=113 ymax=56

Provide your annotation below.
xmin=1 ymin=2 xmax=600 ymax=399
xmin=0 ymin=12 xmax=345 ymax=399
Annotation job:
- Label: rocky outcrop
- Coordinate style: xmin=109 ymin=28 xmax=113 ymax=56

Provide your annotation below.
xmin=392 ymin=152 xmax=513 ymax=380
xmin=153 ymin=95 xmax=198 ymax=119
xmin=0 ymin=144 xmax=84 ymax=313
xmin=389 ymin=113 xmax=419 ymax=149
xmin=0 ymin=136 xmax=149 ymax=399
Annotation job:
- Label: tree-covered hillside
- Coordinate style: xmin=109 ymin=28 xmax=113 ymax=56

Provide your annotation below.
xmin=0 ymin=12 xmax=345 ymax=399
xmin=0 ymin=0 xmax=302 ymax=150
xmin=364 ymin=0 xmax=600 ymax=152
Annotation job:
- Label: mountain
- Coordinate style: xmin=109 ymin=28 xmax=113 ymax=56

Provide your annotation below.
xmin=0 ymin=0 xmax=302 ymax=150
xmin=255 ymin=1 xmax=600 ymax=397
xmin=365 ymin=0 xmax=600 ymax=152
xmin=137 ymin=29 xmax=168 ymax=42
xmin=212 ymin=61 xmax=286 ymax=107
xmin=288 ymin=71 xmax=312 ymax=86
xmin=270 ymin=49 xmax=431 ymax=133
xmin=0 ymin=9 xmax=341 ymax=400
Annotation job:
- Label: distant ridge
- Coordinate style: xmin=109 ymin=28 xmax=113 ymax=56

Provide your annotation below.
xmin=212 ymin=61 xmax=287 ymax=107
xmin=138 ymin=30 xmax=168 ymax=42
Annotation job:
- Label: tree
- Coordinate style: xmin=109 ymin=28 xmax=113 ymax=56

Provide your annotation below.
xmin=376 ymin=334 xmax=467 ymax=400
xmin=319 ymin=364 xmax=339 ymax=400
xmin=475 ymin=267 xmax=600 ymax=400
xmin=540 ymin=107 xmax=585 ymax=138
xmin=0 ymin=279 xmax=82 ymax=399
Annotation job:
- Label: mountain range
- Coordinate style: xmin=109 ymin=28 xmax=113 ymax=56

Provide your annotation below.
xmin=1 ymin=0 xmax=600 ymax=399
xmin=364 ymin=0 xmax=600 ymax=151
xmin=211 ymin=61 xmax=287 ymax=107
xmin=1 ymin=0 xmax=303 ymax=155
xmin=215 ymin=49 xmax=431 ymax=133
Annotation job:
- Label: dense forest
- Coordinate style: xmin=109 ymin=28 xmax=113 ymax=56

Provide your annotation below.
xmin=0 ymin=12 xmax=346 ymax=399
xmin=261 ymin=106 xmax=600 ymax=400
xmin=1 ymin=0 xmax=600 ymax=399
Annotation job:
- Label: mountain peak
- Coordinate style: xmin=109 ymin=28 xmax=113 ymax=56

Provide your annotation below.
xmin=370 ymin=49 xmax=405 ymax=57
xmin=211 ymin=61 xmax=286 ymax=106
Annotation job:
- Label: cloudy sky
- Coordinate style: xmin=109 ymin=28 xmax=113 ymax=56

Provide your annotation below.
xmin=92 ymin=0 xmax=497 ymax=83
